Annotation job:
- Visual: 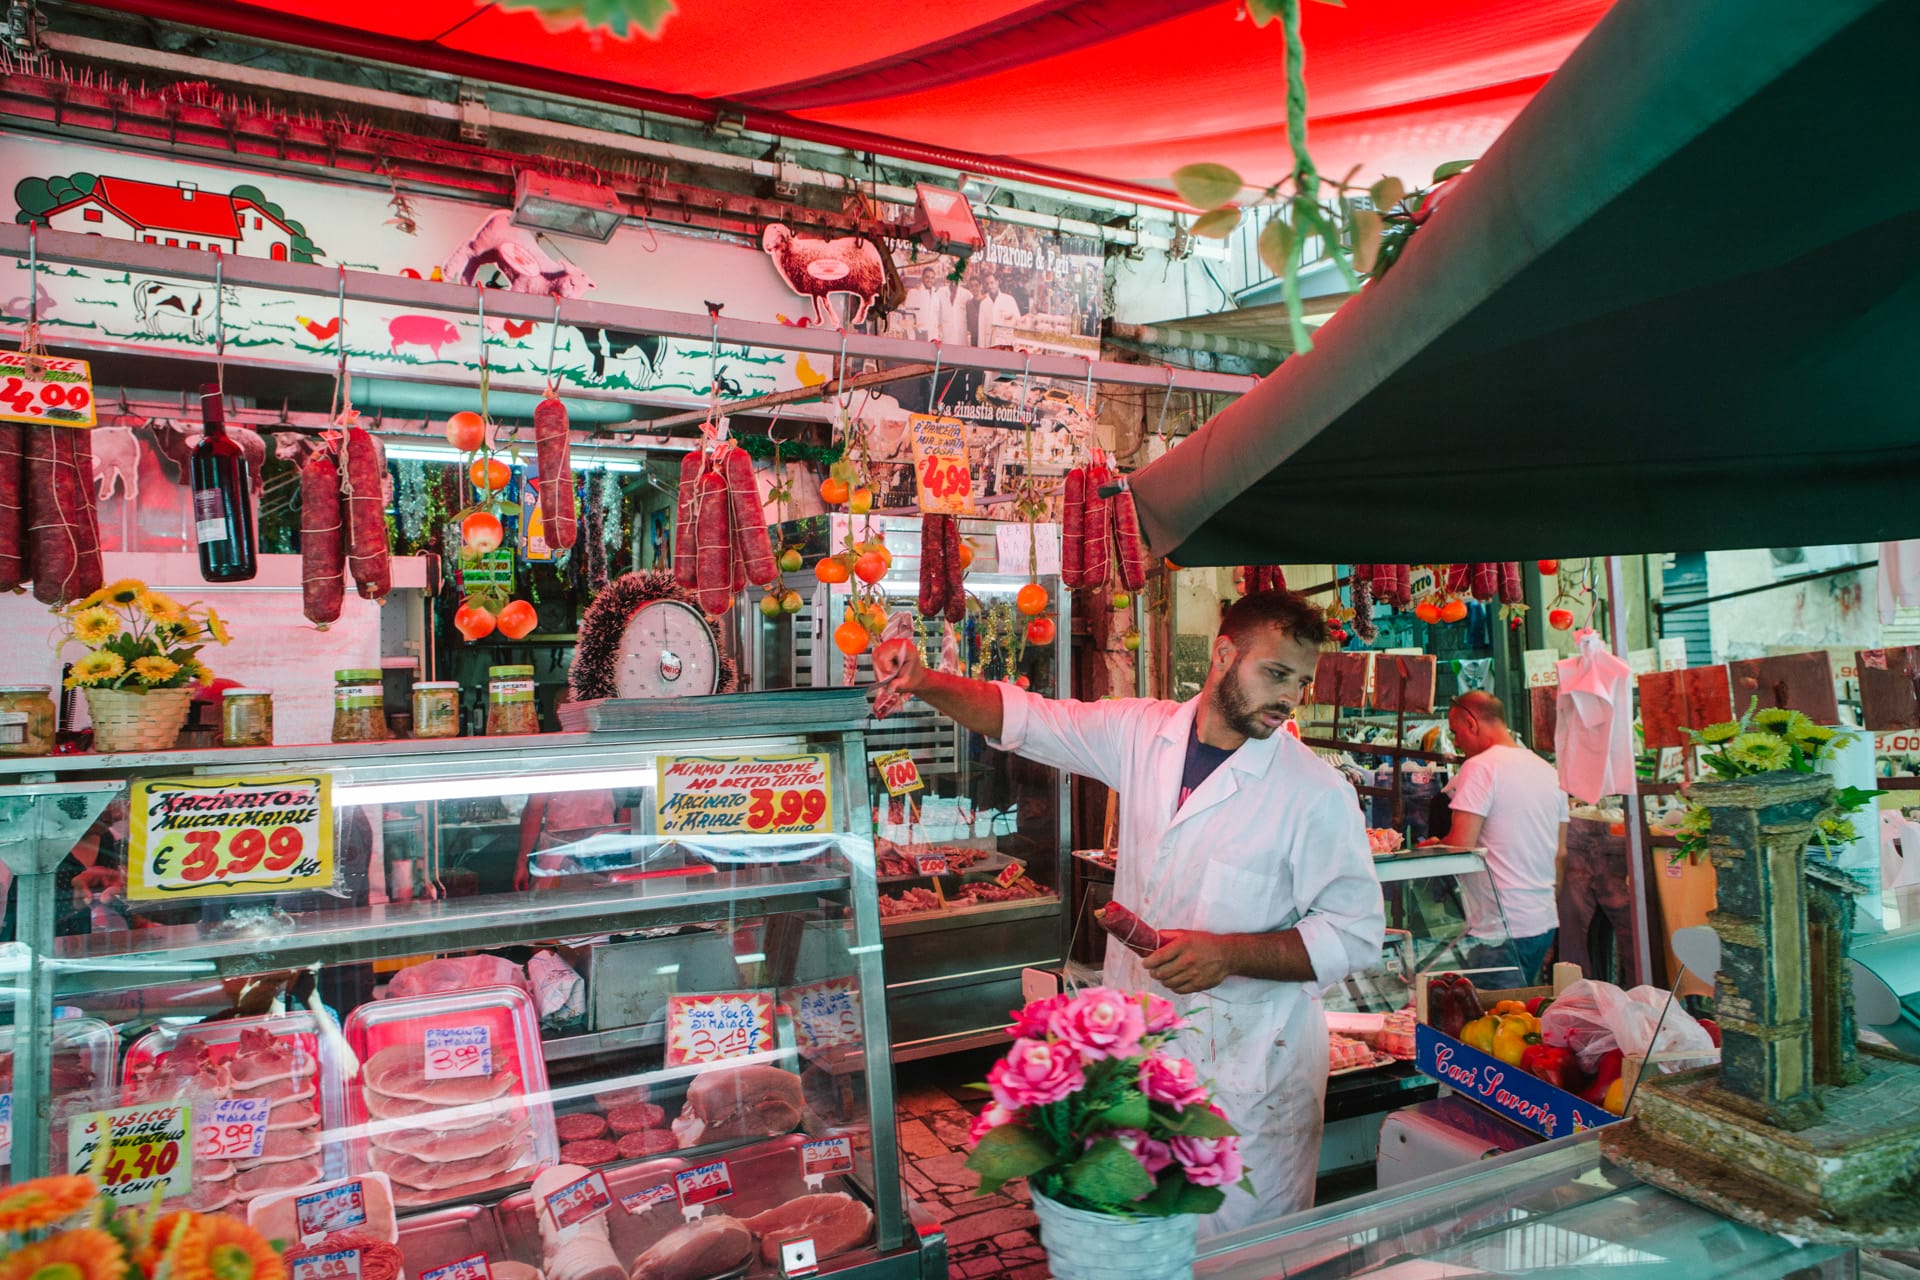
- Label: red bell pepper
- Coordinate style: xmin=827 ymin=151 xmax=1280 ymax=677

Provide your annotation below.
xmin=1426 ymin=972 xmax=1481 ymax=1039
xmin=1580 ymin=1049 xmax=1625 ymax=1104
xmin=1520 ymin=1043 xmax=1588 ymax=1094
xmin=1698 ymin=1017 xmax=1722 ymax=1047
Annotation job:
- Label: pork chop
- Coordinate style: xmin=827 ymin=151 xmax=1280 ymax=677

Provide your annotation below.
xmin=627 ymin=1215 xmax=753 ymax=1280
xmin=363 ymin=1045 xmax=519 ymax=1104
xmin=370 ymin=1138 xmax=530 ymax=1191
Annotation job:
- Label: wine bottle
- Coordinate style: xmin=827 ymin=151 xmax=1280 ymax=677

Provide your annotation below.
xmin=190 ymin=382 xmax=257 ymax=582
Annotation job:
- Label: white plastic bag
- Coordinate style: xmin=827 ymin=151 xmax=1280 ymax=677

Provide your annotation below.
xmin=1539 ymin=978 xmax=1717 ymax=1073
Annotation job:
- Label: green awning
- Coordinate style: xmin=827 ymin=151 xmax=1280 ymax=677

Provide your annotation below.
xmin=1128 ymin=0 xmax=1920 ymax=567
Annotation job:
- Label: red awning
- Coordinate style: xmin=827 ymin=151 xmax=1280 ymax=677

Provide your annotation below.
xmin=114 ymin=0 xmax=1614 ymax=198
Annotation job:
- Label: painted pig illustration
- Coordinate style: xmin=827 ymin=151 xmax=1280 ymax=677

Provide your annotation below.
xmin=389 ymin=314 xmax=460 ymax=359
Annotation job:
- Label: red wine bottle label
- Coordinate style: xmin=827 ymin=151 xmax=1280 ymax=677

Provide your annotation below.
xmin=193 ymin=487 xmax=229 ymax=545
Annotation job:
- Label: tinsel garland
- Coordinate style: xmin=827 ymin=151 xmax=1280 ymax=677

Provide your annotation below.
xmin=732 ymin=433 xmax=844 ymax=466
xmin=570 ymin=570 xmax=738 ymax=701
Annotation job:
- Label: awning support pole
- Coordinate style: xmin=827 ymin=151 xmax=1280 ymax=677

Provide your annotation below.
xmin=1604 ymin=554 xmax=1657 ymax=985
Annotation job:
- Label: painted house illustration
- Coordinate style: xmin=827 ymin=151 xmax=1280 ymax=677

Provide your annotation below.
xmin=40 ymin=177 xmax=296 ymax=258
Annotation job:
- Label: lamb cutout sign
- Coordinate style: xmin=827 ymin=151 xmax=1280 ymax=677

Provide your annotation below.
xmin=761 ymin=226 xmax=893 ymax=326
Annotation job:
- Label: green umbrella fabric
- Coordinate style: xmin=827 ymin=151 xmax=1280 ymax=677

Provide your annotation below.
xmin=1128 ymin=0 xmax=1920 ymax=567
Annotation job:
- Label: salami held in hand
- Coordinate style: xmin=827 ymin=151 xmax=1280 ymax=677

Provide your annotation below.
xmin=533 ymin=389 xmax=576 ymax=550
xmin=1096 ymin=900 xmax=1166 ymax=957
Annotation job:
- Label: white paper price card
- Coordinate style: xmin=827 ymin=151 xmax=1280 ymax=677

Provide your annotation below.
xmin=544 ymin=1170 xmax=612 ymax=1229
xmin=0 ymin=351 xmax=96 ymax=428
xmin=68 ymin=1102 xmax=193 ymax=1203
xmin=424 ymin=1027 xmax=493 ymax=1080
xmin=292 ymin=1249 xmax=363 ymax=1280
xmin=421 ymin=1255 xmax=490 ymax=1280
xmin=621 ymin=1182 xmax=676 ymax=1216
xmin=675 ymin=1160 xmax=735 ymax=1208
xmin=196 ymin=1096 xmax=271 ymax=1160
xmin=872 ymin=749 xmax=923 ymax=797
xmin=128 ymin=773 xmax=334 ymax=901
xmin=791 ymin=977 xmax=862 ymax=1052
xmin=296 ymin=1180 xmax=369 ymax=1243
xmin=995 ymin=522 xmax=1062 ymax=578
xmin=801 ymin=1137 xmax=854 ymax=1180
xmin=665 ymin=990 xmax=775 ymax=1066
xmin=912 ymin=853 xmax=949 ymax=876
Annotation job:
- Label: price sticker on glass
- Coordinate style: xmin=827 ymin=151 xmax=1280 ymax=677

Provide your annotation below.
xmin=424 ymin=1027 xmax=493 ymax=1080
xmin=127 ymin=773 xmax=334 ymax=900
xmin=0 ymin=352 xmax=96 ymax=428
xmin=675 ymin=1160 xmax=735 ymax=1208
xmin=872 ymin=750 xmax=923 ymax=798
xmin=68 ymin=1103 xmax=193 ymax=1203
xmin=909 ymin=414 xmax=974 ymax=515
xmin=292 ymin=1250 xmax=363 ymax=1280
xmin=655 ymin=754 xmax=833 ymax=837
xmin=194 ymin=1096 xmax=271 ymax=1161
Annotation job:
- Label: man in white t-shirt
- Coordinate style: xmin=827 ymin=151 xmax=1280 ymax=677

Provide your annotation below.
xmin=1432 ymin=691 xmax=1568 ymax=984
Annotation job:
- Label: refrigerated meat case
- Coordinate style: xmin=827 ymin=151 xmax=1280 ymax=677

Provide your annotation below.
xmin=747 ymin=514 xmax=1070 ymax=1060
xmin=0 ymin=714 xmax=944 ymax=1280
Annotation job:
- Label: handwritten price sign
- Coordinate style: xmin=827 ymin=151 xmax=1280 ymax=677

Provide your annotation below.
xmin=996 ymin=861 xmax=1028 ymax=889
xmin=675 ymin=1160 xmax=735 ymax=1208
xmin=909 ymin=414 xmax=974 ymax=515
xmin=195 ymin=1096 xmax=270 ymax=1160
xmin=802 ymin=1137 xmax=854 ymax=1179
xmin=424 ymin=1027 xmax=492 ymax=1080
xmin=421 ymin=1256 xmax=490 ymax=1280
xmin=128 ymin=774 xmax=334 ymax=901
xmin=666 ymin=991 xmax=776 ymax=1066
xmin=790 ymin=978 xmax=862 ymax=1053
xmin=656 ymin=754 xmax=834 ymax=837
xmin=622 ymin=1182 xmax=677 ymax=1215
xmin=296 ymin=1181 xmax=369 ymax=1242
xmin=0 ymin=352 xmax=96 ymax=428
xmin=544 ymin=1170 xmax=612 ymax=1229
xmin=293 ymin=1250 xmax=362 ymax=1280
xmin=69 ymin=1103 xmax=192 ymax=1203
xmin=872 ymin=750 xmax=923 ymax=798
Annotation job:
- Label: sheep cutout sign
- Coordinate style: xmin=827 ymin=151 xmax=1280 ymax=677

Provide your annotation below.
xmin=763 ymin=225 xmax=891 ymax=326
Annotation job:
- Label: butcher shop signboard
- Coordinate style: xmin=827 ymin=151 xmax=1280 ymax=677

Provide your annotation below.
xmin=127 ymin=772 xmax=334 ymax=900
xmin=655 ymin=754 xmax=834 ymax=837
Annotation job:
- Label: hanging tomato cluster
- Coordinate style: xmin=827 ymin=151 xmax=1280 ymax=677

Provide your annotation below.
xmin=443 ymin=410 xmax=537 ymax=641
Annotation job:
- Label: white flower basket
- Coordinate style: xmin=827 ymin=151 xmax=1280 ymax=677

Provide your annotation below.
xmin=1031 ymin=1189 xmax=1198 ymax=1280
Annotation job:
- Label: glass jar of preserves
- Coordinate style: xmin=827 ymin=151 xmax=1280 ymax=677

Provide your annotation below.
xmin=412 ymin=681 xmax=462 ymax=739
xmin=0 ymin=685 xmax=56 ymax=757
xmin=486 ymin=665 xmax=539 ymax=736
xmin=333 ymin=668 xmax=389 ymax=743
xmin=221 ymin=688 xmax=273 ymax=747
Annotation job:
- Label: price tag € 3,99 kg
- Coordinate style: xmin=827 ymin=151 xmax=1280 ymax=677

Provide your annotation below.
xmin=128 ymin=773 xmax=334 ymax=900
xmin=0 ymin=352 xmax=96 ymax=428
xmin=424 ymin=1026 xmax=493 ymax=1080
xmin=194 ymin=1096 xmax=271 ymax=1161
xmin=908 ymin=414 xmax=974 ymax=516
xmin=69 ymin=1103 xmax=192 ymax=1203
xmin=872 ymin=750 xmax=923 ymax=798
xmin=655 ymin=754 xmax=833 ymax=837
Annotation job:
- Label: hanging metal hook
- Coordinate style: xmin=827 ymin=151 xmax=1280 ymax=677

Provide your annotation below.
xmin=835 ymin=329 xmax=854 ymax=408
xmin=927 ymin=338 xmax=943 ymax=411
xmin=1154 ymin=365 xmax=1176 ymax=448
xmin=24 ymin=221 xmax=36 ymax=333
xmin=330 ymin=263 xmax=350 ymax=420
xmin=543 ymin=294 xmax=563 ymax=389
xmin=767 ymin=405 xmax=794 ymax=444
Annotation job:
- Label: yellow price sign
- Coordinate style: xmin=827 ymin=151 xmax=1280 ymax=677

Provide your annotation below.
xmin=909 ymin=413 xmax=975 ymax=515
xmin=873 ymin=749 xmax=923 ymax=797
xmin=656 ymin=754 xmax=834 ymax=836
xmin=128 ymin=774 xmax=334 ymax=900
xmin=0 ymin=351 xmax=96 ymax=427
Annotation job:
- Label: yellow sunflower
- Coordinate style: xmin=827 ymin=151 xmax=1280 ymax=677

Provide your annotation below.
xmin=64 ymin=652 xmax=125 ymax=688
xmin=1792 ymin=722 xmax=1837 ymax=746
xmin=1698 ymin=722 xmax=1739 ymax=744
xmin=130 ymin=656 xmax=180 ymax=685
xmin=0 ymin=1227 xmax=124 ymax=1280
xmin=136 ymin=592 xmax=183 ymax=625
xmin=70 ymin=608 xmax=120 ymax=646
xmin=177 ymin=659 xmax=211 ymax=684
xmin=201 ymin=609 xmax=232 ymax=646
xmin=152 ymin=620 xmax=190 ymax=645
xmin=168 ymin=1215 xmax=284 ymax=1280
xmin=1753 ymin=707 xmax=1797 ymax=731
xmin=1726 ymin=732 xmax=1793 ymax=772
xmin=98 ymin=580 xmax=144 ymax=607
xmin=0 ymin=1176 xmax=95 ymax=1234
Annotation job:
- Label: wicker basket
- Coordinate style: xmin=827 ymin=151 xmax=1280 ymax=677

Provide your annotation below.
xmin=1031 ymin=1190 xmax=1198 ymax=1280
xmin=84 ymin=687 xmax=193 ymax=754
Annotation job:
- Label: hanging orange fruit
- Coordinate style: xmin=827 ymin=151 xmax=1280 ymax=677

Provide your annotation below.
xmin=1026 ymin=616 xmax=1057 ymax=645
xmin=815 ymin=556 xmax=851 ymax=584
xmin=854 ymin=551 xmax=888 ymax=584
xmin=1440 ymin=599 xmax=1469 ymax=624
xmin=470 ymin=457 xmax=511 ymax=493
xmin=461 ymin=511 xmax=505 ymax=553
xmin=1548 ymin=608 xmax=1575 ymax=631
xmin=956 ymin=540 xmax=975 ymax=572
xmin=1538 ymin=559 xmax=1560 ymax=575
xmin=453 ymin=602 xmax=496 ymax=641
xmin=445 ymin=411 xmax=487 ymax=452
xmin=1414 ymin=600 xmax=1442 ymax=624
xmin=820 ymin=477 xmax=850 ymax=506
xmin=497 ymin=599 xmax=538 ymax=639
xmin=778 ymin=548 xmax=803 ymax=573
xmin=834 ymin=616 xmax=871 ymax=655
xmin=1016 ymin=583 xmax=1049 ymax=616
xmin=848 ymin=487 xmax=874 ymax=515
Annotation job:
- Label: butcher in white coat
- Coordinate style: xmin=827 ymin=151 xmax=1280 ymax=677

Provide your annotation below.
xmin=872 ymin=591 xmax=1382 ymax=1235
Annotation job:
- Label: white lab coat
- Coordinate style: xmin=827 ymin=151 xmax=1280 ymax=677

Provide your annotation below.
xmin=933 ymin=286 xmax=972 ymax=346
xmin=976 ymin=290 xmax=1021 ymax=346
xmin=994 ymin=686 xmax=1384 ymax=1235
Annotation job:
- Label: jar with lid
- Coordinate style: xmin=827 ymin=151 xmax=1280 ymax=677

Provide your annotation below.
xmin=412 ymin=681 xmax=462 ymax=739
xmin=221 ymin=688 xmax=274 ymax=748
xmin=0 ymin=685 xmax=56 ymax=757
xmin=332 ymin=668 xmax=389 ymax=743
xmin=486 ymin=665 xmax=539 ymax=736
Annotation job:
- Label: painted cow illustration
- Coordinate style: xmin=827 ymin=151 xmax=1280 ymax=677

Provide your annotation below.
xmin=573 ymin=327 xmax=663 ymax=382
xmin=130 ymin=279 xmax=239 ymax=340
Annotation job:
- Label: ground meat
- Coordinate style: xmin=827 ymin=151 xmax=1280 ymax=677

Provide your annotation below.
xmin=555 ymin=1113 xmax=609 ymax=1142
xmin=607 ymin=1103 xmax=668 ymax=1134
xmin=592 ymin=1087 xmax=650 ymax=1110
xmin=616 ymin=1130 xmax=678 ymax=1159
xmin=558 ymin=1138 xmax=619 ymax=1166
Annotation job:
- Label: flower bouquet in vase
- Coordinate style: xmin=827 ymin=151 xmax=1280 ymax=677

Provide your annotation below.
xmin=0 ymin=1173 xmax=285 ymax=1280
xmin=964 ymin=987 xmax=1250 ymax=1280
xmin=57 ymin=580 xmax=232 ymax=753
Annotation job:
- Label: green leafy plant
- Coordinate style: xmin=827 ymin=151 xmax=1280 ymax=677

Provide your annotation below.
xmin=494 ymin=0 xmax=677 ymax=38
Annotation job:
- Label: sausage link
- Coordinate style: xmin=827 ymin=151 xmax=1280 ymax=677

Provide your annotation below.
xmin=1080 ymin=464 xmax=1111 ymax=589
xmin=1444 ymin=562 xmax=1472 ymax=596
xmin=722 ymin=443 xmax=778 ymax=587
xmin=1096 ymin=901 xmax=1165 ymax=957
xmin=300 ymin=449 xmax=345 ymax=628
xmin=918 ymin=513 xmax=948 ymax=617
xmin=534 ymin=393 xmax=576 ymax=551
xmin=693 ymin=468 xmax=734 ymax=616
xmin=0 ymin=424 xmax=25 ymax=590
xmin=343 ymin=427 xmax=391 ymax=602
xmin=1470 ymin=562 xmax=1499 ymax=602
xmin=1061 ymin=467 xmax=1086 ymax=588
xmin=943 ymin=514 xmax=966 ymax=624
xmin=673 ymin=449 xmax=706 ymax=588
xmin=1498 ymin=561 xmax=1525 ymax=605
xmin=1109 ymin=486 xmax=1148 ymax=591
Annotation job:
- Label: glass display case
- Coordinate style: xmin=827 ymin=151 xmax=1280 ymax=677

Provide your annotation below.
xmin=1196 ymin=1131 xmax=1857 ymax=1278
xmin=751 ymin=514 xmax=1070 ymax=1059
xmin=0 ymin=720 xmax=943 ymax=1280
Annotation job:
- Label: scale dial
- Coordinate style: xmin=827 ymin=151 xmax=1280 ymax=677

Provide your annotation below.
xmin=613 ymin=598 xmax=720 ymax=698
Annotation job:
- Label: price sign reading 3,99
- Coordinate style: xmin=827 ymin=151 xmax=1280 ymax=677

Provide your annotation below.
xmin=194 ymin=1097 xmax=270 ymax=1160
xmin=656 ymin=754 xmax=834 ymax=837
xmin=128 ymin=774 xmax=334 ymax=900
xmin=424 ymin=1027 xmax=493 ymax=1080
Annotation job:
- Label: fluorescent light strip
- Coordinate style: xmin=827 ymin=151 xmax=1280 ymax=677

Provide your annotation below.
xmin=332 ymin=766 xmax=657 ymax=808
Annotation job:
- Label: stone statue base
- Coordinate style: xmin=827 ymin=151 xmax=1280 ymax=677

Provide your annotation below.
xmin=1600 ymin=1045 xmax=1920 ymax=1246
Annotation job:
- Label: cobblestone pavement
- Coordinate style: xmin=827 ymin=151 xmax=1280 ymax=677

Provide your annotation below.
xmin=895 ymin=1050 xmax=1053 ymax=1280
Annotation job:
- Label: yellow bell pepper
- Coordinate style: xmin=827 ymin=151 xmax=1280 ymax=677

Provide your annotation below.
xmin=1461 ymin=1014 xmax=1497 ymax=1054
xmin=1492 ymin=1014 xmax=1542 ymax=1066
xmin=1603 ymin=1077 xmax=1628 ymax=1115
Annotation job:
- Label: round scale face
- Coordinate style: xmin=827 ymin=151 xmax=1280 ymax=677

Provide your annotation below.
xmin=613 ymin=599 xmax=719 ymax=698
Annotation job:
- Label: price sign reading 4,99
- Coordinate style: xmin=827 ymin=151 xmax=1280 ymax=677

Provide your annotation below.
xmin=69 ymin=1103 xmax=192 ymax=1203
xmin=129 ymin=774 xmax=334 ymax=901
xmin=424 ymin=1027 xmax=493 ymax=1080
xmin=0 ymin=352 xmax=97 ymax=428
xmin=909 ymin=414 xmax=974 ymax=516
xmin=665 ymin=991 xmax=776 ymax=1067
xmin=656 ymin=754 xmax=833 ymax=837
xmin=872 ymin=750 xmax=923 ymax=798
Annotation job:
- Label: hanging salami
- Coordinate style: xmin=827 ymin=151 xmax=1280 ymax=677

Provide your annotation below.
xmin=1080 ymin=463 xmax=1111 ymax=589
xmin=25 ymin=426 xmax=102 ymax=606
xmin=1109 ymin=483 xmax=1149 ymax=591
xmin=1498 ymin=561 xmax=1525 ymax=605
xmin=692 ymin=467 xmax=734 ymax=617
xmin=1444 ymin=562 xmax=1472 ymax=596
xmin=1061 ymin=467 xmax=1087 ymax=588
xmin=299 ymin=447 xmax=345 ymax=628
xmin=673 ymin=449 xmax=707 ymax=588
xmin=0 ymin=424 xmax=24 ymax=591
xmin=943 ymin=515 xmax=965 ymax=624
xmin=918 ymin=513 xmax=949 ymax=617
xmin=533 ymin=390 xmax=576 ymax=551
xmin=1470 ymin=562 xmax=1499 ymax=602
xmin=722 ymin=443 xmax=778 ymax=588
xmin=343 ymin=427 xmax=392 ymax=602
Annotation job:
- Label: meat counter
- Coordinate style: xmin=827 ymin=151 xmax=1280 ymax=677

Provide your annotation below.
xmin=0 ymin=716 xmax=945 ymax=1280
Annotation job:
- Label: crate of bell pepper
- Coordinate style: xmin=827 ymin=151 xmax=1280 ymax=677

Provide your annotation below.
xmin=1413 ymin=965 xmax=1622 ymax=1140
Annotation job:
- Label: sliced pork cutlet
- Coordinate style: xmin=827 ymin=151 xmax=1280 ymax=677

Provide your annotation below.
xmin=267 ymin=1098 xmax=321 ymax=1129
xmin=370 ymin=1137 xmax=530 ymax=1191
xmin=390 ymin=1162 xmax=535 ymax=1208
xmin=229 ymin=1027 xmax=317 ymax=1088
xmin=367 ymin=1112 xmax=529 ymax=1161
xmin=362 ymin=1044 xmax=519 ymax=1105
xmin=233 ymin=1127 xmax=324 ymax=1166
xmin=234 ymin=1156 xmax=325 ymax=1198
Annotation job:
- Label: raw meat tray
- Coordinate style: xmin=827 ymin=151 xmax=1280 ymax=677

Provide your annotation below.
xmin=1 ymin=1017 xmax=118 ymax=1176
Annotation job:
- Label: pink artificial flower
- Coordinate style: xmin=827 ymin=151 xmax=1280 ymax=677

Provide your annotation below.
xmin=1047 ymin=986 xmax=1147 ymax=1061
xmin=987 ymin=1038 xmax=1087 ymax=1110
xmin=1009 ymin=992 xmax=1071 ymax=1040
xmin=1111 ymin=1128 xmax=1175 ymax=1177
xmin=1138 ymin=1054 xmax=1209 ymax=1110
xmin=1169 ymin=1133 xmax=1244 ymax=1188
xmin=966 ymin=1102 xmax=1022 ymax=1149
xmin=1140 ymin=994 xmax=1186 ymax=1035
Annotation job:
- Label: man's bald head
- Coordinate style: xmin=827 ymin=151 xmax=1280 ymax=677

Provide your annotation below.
xmin=1449 ymin=691 xmax=1513 ymax=758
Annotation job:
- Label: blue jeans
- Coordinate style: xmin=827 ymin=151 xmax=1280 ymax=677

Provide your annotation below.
xmin=1462 ymin=929 xmax=1556 ymax=989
